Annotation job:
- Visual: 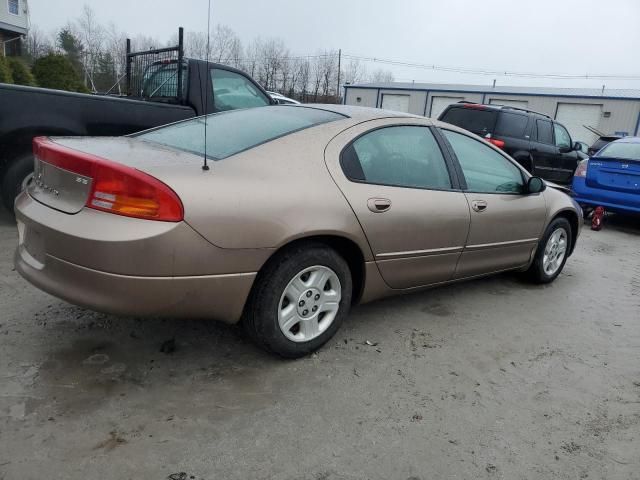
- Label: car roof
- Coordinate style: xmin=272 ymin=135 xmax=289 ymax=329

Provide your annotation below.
xmin=445 ymin=102 xmax=552 ymax=119
xmin=611 ymin=136 xmax=640 ymax=144
xmin=290 ymin=104 xmax=427 ymax=122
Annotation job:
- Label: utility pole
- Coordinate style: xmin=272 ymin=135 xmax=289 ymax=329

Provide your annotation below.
xmin=336 ymin=49 xmax=342 ymax=104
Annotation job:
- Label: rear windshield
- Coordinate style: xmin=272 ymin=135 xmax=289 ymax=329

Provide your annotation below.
xmin=439 ymin=107 xmax=497 ymax=135
xmin=596 ymin=141 xmax=640 ymax=161
xmin=495 ymin=112 xmax=529 ymax=138
xmin=137 ymin=106 xmax=346 ymax=160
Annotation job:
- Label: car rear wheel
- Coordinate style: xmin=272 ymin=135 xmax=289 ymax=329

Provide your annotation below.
xmin=243 ymin=243 xmax=352 ymax=358
xmin=525 ymin=217 xmax=572 ymax=284
xmin=1 ymin=153 xmax=34 ymax=212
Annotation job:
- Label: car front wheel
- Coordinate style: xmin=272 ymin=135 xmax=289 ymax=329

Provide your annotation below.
xmin=243 ymin=243 xmax=352 ymax=358
xmin=526 ymin=217 xmax=572 ymax=284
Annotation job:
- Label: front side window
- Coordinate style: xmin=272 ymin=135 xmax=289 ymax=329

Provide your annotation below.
xmin=212 ymin=69 xmax=270 ymax=112
xmin=554 ymin=123 xmax=572 ymax=149
xmin=341 ymin=126 xmax=452 ymax=190
xmin=535 ymin=119 xmax=554 ymax=144
xmin=137 ymin=106 xmax=344 ymax=160
xmin=442 ymin=129 xmax=524 ymax=194
xmin=8 ymin=0 xmax=19 ymax=15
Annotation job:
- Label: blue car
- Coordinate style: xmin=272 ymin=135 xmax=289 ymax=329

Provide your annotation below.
xmin=572 ymin=136 xmax=640 ymax=215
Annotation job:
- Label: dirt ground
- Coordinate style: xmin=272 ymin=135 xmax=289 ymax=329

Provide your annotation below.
xmin=1 ymin=208 xmax=639 ymax=480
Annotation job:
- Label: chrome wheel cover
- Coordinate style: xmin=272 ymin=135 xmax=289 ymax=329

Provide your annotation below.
xmin=543 ymin=228 xmax=568 ymax=276
xmin=278 ymin=265 xmax=341 ymax=343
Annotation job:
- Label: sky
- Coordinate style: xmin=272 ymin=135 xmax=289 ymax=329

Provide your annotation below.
xmin=29 ymin=0 xmax=640 ymax=90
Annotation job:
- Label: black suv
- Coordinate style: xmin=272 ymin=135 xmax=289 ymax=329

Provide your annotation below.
xmin=439 ymin=102 xmax=586 ymax=184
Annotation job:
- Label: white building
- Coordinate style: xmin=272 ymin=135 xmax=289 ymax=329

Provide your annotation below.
xmin=344 ymin=82 xmax=640 ymax=143
xmin=0 ymin=0 xmax=29 ymax=56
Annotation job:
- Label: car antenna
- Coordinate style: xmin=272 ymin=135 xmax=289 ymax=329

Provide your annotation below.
xmin=202 ymin=0 xmax=212 ymax=171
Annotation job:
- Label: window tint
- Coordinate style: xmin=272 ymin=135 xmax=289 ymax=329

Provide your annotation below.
xmin=596 ymin=142 xmax=640 ymax=161
xmin=341 ymin=126 xmax=451 ymax=190
xmin=442 ymin=130 xmax=524 ymax=194
xmin=495 ymin=112 xmax=529 ymax=138
xmin=138 ymin=106 xmax=345 ymax=160
xmin=212 ymin=69 xmax=270 ymax=111
xmin=536 ymin=120 xmax=553 ymax=144
xmin=439 ymin=107 xmax=497 ymax=136
xmin=553 ymin=123 xmax=572 ymax=148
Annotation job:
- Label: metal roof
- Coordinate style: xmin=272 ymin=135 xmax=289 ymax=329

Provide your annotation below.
xmin=344 ymin=82 xmax=640 ymax=100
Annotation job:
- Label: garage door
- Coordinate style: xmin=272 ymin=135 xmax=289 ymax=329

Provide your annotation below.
xmin=555 ymin=103 xmax=602 ymax=144
xmin=430 ymin=96 xmax=465 ymax=119
xmin=489 ymin=98 xmax=529 ymax=109
xmin=381 ymin=94 xmax=410 ymax=113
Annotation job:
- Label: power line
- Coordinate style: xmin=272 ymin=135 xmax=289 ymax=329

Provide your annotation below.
xmin=342 ymin=53 xmax=640 ymax=81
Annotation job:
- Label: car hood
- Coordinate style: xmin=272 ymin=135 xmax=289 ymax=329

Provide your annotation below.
xmin=544 ymin=180 xmax=572 ymax=196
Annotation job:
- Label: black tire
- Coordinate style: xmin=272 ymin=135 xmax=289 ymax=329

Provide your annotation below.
xmin=243 ymin=242 xmax=352 ymax=358
xmin=1 ymin=153 xmax=34 ymax=212
xmin=525 ymin=217 xmax=572 ymax=284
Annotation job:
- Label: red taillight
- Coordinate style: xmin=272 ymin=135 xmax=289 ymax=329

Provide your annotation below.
xmin=462 ymin=103 xmax=486 ymax=109
xmin=574 ymin=159 xmax=589 ymax=178
xmin=33 ymin=137 xmax=184 ymax=222
xmin=483 ymin=134 xmax=505 ymax=149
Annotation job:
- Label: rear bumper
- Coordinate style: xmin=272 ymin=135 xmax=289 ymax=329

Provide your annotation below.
xmin=15 ymin=245 xmax=256 ymax=323
xmin=572 ymin=177 xmax=640 ymax=214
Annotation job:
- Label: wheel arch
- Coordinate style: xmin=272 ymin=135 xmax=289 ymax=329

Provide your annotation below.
xmin=552 ymin=209 xmax=580 ymax=256
xmin=258 ymin=234 xmax=367 ymax=305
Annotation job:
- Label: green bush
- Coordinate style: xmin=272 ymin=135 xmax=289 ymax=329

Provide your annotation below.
xmin=32 ymin=54 xmax=88 ymax=93
xmin=0 ymin=56 xmax=13 ymax=84
xmin=6 ymin=57 xmax=36 ymax=86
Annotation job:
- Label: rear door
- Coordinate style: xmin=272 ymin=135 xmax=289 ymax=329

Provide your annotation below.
xmin=530 ymin=118 xmax=562 ymax=181
xmin=324 ymin=119 xmax=470 ymax=289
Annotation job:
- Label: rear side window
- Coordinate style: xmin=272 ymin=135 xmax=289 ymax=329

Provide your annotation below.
xmin=138 ymin=106 xmax=345 ymax=160
xmin=341 ymin=126 xmax=452 ymax=190
xmin=439 ymin=107 xmax=497 ymax=136
xmin=535 ymin=120 xmax=553 ymax=144
xmin=495 ymin=112 xmax=529 ymax=138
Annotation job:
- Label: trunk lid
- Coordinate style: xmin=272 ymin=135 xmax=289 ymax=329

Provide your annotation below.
xmin=29 ymin=137 xmax=195 ymax=217
xmin=586 ymin=157 xmax=640 ymax=193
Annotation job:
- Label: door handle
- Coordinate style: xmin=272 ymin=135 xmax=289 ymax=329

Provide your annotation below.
xmin=471 ymin=200 xmax=488 ymax=212
xmin=367 ymin=198 xmax=392 ymax=213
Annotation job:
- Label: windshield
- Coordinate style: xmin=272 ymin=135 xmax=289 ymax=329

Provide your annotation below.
xmin=596 ymin=141 xmax=640 ymax=161
xmin=136 ymin=106 xmax=346 ymax=160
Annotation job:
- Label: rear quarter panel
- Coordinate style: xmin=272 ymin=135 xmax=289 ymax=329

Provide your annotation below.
xmin=144 ymin=122 xmax=375 ymax=260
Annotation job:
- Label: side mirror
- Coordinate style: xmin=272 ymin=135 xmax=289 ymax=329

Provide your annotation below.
xmin=527 ymin=176 xmax=546 ymax=194
xmin=573 ymin=141 xmax=582 ymax=152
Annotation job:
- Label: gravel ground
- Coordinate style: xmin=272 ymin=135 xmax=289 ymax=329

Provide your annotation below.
xmin=1 ymin=208 xmax=639 ymax=480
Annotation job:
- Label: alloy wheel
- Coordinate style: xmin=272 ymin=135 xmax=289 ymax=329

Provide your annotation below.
xmin=278 ymin=265 xmax=341 ymax=342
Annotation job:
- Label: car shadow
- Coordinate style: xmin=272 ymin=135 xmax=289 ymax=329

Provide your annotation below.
xmin=600 ymin=213 xmax=640 ymax=235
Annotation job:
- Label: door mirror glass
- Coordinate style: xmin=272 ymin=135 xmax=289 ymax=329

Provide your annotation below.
xmin=527 ymin=176 xmax=546 ymax=194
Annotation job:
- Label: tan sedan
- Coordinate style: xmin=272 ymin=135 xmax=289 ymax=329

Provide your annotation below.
xmin=15 ymin=105 xmax=581 ymax=357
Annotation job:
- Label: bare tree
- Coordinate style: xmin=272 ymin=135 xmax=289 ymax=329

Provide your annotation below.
xmin=343 ymin=58 xmax=367 ymax=85
xmin=369 ymin=68 xmax=395 ymax=83
xmin=75 ymin=5 xmax=105 ymax=91
xmin=25 ymin=25 xmax=54 ymax=60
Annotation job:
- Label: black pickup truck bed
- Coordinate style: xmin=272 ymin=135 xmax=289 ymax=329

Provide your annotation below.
xmin=0 ymin=46 xmax=274 ymax=210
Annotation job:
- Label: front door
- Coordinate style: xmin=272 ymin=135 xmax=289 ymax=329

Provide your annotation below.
xmin=325 ymin=120 xmax=470 ymax=289
xmin=439 ymin=128 xmax=547 ymax=279
xmin=553 ymin=122 xmax=581 ymax=183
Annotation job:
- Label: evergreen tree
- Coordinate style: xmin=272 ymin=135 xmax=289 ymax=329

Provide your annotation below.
xmin=0 ymin=56 xmax=13 ymax=84
xmin=57 ymin=29 xmax=85 ymax=78
xmin=32 ymin=54 xmax=88 ymax=93
xmin=6 ymin=57 xmax=36 ymax=86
